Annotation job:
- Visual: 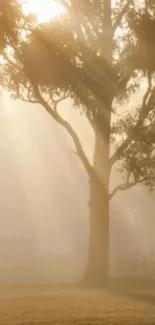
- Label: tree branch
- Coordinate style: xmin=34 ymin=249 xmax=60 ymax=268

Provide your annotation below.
xmin=31 ymin=84 xmax=106 ymax=196
xmin=109 ymin=177 xmax=145 ymax=200
xmin=110 ymin=75 xmax=153 ymax=168
xmin=53 ymin=90 xmax=73 ymax=111
xmin=21 ymin=97 xmax=39 ymax=104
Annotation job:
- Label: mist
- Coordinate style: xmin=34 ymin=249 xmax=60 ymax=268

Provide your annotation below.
xmin=0 ymin=94 xmax=155 ymax=285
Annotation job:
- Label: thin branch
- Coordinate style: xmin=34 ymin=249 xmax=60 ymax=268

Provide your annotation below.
xmin=32 ymin=84 xmax=105 ymax=196
xmin=110 ymin=75 xmax=153 ymax=168
xmin=109 ymin=177 xmax=145 ymax=200
xmin=19 ymin=85 xmax=40 ymax=104
xmin=28 ymin=83 xmax=113 ymax=202
xmin=39 ymin=92 xmax=91 ymax=174
xmin=52 ymin=87 xmax=96 ymax=132
xmin=21 ymin=97 xmax=39 ymax=104
xmin=53 ymin=90 xmax=73 ymax=111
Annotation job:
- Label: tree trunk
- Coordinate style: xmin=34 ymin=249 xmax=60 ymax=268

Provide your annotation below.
xmin=83 ymin=110 xmax=111 ymax=286
xmin=80 ymin=0 xmax=112 ymax=286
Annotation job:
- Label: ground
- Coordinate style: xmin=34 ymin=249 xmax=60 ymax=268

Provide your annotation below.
xmin=0 ymin=285 xmax=155 ymax=324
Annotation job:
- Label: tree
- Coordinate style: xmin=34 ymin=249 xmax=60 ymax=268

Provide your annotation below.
xmin=0 ymin=0 xmax=155 ymax=285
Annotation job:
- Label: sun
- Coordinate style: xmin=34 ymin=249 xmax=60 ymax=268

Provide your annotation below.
xmin=21 ymin=0 xmax=65 ymax=23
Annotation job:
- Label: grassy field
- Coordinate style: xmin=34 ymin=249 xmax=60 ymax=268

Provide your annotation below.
xmin=0 ymin=286 xmax=155 ymax=324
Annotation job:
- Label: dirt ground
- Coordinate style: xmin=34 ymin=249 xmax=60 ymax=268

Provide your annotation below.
xmin=0 ymin=286 xmax=155 ymax=324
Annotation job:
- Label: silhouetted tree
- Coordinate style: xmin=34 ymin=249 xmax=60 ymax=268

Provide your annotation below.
xmin=0 ymin=0 xmax=155 ymax=285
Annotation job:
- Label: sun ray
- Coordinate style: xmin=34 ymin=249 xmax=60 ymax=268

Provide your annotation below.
xmin=20 ymin=0 xmax=65 ymax=23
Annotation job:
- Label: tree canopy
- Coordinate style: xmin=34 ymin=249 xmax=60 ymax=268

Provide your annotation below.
xmin=0 ymin=0 xmax=155 ymax=196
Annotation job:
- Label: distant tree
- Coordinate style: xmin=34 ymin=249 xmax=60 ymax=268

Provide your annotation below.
xmin=0 ymin=0 xmax=155 ymax=285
